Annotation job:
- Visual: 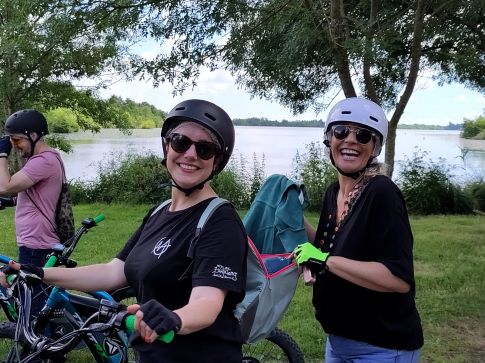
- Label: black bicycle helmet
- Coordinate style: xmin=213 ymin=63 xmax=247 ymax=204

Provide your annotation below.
xmin=4 ymin=109 xmax=49 ymax=137
xmin=161 ymin=99 xmax=235 ymax=174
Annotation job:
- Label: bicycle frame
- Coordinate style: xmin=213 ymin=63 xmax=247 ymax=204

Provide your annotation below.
xmin=0 ymin=215 xmax=132 ymax=363
xmin=9 ymin=277 xmax=130 ymax=363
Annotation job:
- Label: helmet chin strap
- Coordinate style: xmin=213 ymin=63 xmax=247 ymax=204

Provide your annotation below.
xmin=27 ymin=134 xmax=41 ymax=159
xmin=162 ymin=174 xmax=214 ymax=197
xmin=161 ymin=158 xmax=217 ymax=196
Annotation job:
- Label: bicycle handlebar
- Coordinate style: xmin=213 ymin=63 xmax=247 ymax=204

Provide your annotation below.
xmin=1 ymin=214 xmax=105 ymax=288
xmin=99 ymin=299 xmax=175 ymax=343
xmin=46 ymin=213 xmax=105 ymax=267
xmin=14 ymin=296 xmax=174 ymax=361
xmin=123 ymin=314 xmax=175 ymax=343
xmin=93 ymin=214 xmax=105 ymax=224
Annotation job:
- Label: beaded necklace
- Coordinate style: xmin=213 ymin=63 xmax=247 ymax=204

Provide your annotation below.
xmin=319 ymin=174 xmax=374 ymax=251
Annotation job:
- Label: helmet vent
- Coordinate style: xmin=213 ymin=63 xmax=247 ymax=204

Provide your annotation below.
xmin=341 ymin=111 xmax=351 ymax=115
xmin=175 ymin=106 xmax=186 ymax=111
xmin=204 ymin=112 xmax=216 ymax=121
xmin=369 ymin=116 xmax=378 ymax=122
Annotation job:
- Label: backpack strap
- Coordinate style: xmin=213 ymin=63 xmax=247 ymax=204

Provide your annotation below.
xmin=187 ymin=197 xmax=230 ymax=258
xmin=147 ymin=197 xmax=230 ymax=259
xmin=149 ymin=199 xmax=172 ymax=218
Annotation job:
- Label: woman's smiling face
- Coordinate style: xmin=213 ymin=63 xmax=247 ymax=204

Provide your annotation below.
xmin=329 ymin=123 xmax=376 ymax=174
xmin=166 ymin=123 xmax=218 ymax=189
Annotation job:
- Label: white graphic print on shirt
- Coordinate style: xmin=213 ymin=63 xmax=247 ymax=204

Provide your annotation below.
xmin=212 ymin=265 xmax=238 ymax=281
xmin=152 ymin=237 xmax=171 ymax=259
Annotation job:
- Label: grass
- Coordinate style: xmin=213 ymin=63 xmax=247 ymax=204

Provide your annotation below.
xmin=1 ymin=205 xmax=484 ymax=362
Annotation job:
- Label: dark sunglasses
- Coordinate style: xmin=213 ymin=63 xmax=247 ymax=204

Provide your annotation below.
xmin=167 ymin=133 xmax=220 ymax=160
xmin=331 ymin=125 xmax=375 ymax=144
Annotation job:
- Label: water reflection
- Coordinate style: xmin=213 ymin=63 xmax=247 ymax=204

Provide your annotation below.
xmin=61 ymin=127 xmax=485 ymax=183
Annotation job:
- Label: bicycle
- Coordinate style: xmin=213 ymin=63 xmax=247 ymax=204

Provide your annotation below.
xmin=3 ymin=288 xmax=302 ymax=363
xmin=0 ymin=202 xmax=304 ymax=362
xmin=0 ymin=214 xmax=134 ymax=362
xmin=2 ymin=287 xmax=175 ymax=363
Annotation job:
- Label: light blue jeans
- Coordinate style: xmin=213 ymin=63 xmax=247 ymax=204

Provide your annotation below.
xmin=325 ymin=335 xmax=421 ymax=363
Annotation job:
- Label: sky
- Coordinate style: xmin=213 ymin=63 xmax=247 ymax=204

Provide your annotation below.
xmin=99 ymin=67 xmax=485 ymax=127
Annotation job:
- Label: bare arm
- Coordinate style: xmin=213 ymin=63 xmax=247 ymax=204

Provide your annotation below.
xmin=326 ymin=256 xmax=410 ymax=293
xmin=0 ymin=163 xmax=34 ymax=195
xmin=127 ymin=286 xmax=227 ymax=341
xmin=174 ymin=286 xmax=226 ymax=334
xmin=42 ymin=258 xmax=128 ymax=292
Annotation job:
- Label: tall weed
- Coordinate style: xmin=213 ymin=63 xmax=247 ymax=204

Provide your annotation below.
xmin=396 ymin=150 xmax=472 ymax=215
xmin=464 ymin=181 xmax=485 ymax=212
xmin=291 ymin=142 xmax=337 ymax=211
xmin=213 ymin=153 xmax=266 ymax=209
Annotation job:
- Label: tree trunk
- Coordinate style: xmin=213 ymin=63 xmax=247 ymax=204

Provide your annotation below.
xmin=385 ymin=121 xmax=398 ymax=178
xmin=385 ymin=0 xmax=425 ymax=177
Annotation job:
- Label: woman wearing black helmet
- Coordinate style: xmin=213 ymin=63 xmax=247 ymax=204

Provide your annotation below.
xmin=2 ymin=99 xmax=248 ymax=362
xmin=293 ymin=98 xmax=423 ymax=362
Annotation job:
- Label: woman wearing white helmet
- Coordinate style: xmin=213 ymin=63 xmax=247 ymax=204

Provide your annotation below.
xmin=293 ymin=97 xmax=423 ymax=362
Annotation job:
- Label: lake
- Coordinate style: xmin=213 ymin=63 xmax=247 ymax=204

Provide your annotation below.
xmin=62 ymin=126 xmax=485 ymax=184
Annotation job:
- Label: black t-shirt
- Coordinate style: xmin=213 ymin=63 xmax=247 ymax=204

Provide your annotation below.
xmin=117 ymin=198 xmax=248 ymax=362
xmin=313 ymin=175 xmax=424 ymax=350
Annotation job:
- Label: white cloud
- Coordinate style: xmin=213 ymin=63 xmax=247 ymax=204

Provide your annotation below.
xmin=454 ymin=95 xmax=469 ymax=102
xmin=194 ymin=68 xmax=233 ymax=94
xmin=90 ymin=60 xmax=484 ymax=125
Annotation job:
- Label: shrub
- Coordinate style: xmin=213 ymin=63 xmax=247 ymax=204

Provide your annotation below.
xmin=45 ymin=108 xmax=80 ymax=133
xmin=396 ymin=150 xmax=473 ymax=215
xmin=213 ymin=153 xmax=266 ymax=209
xmin=70 ymin=152 xmax=170 ymax=204
xmin=212 ymin=169 xmax=248 ymax=209
xmin=464 ymin=180 xmax=485 ymax=212
xmin=69 ymin=151 xmax=265 ymax=209
xmin=291 ymin=142 xmax=337 ymax=211
xmin=461 ymin=115 xmax=485 ymax=138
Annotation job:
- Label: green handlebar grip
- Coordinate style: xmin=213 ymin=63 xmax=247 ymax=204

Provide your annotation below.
xmin=93 ymin=214 xmax=105 ymax=223
xmin=44 ymin=255 xmax=58 ymax=268
xmin=124 ymin=315 xmax=175 ymax=343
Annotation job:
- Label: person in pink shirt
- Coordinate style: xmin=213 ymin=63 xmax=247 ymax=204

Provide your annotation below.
xmin=0 ymin=109 xmax=65 ymax=315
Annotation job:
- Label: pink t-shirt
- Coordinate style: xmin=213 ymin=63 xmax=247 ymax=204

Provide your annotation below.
xmin=15 ymin=150 xmax=64 ymax=249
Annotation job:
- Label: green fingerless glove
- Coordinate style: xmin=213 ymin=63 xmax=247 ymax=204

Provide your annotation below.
xmin=294 ymin=242 xmax=329 ymax=273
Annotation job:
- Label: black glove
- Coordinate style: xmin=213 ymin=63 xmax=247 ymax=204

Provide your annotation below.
xmin=0 ymin=265 xmax=15 ymax=275
xmin=139 ymin=299 xmax=182 ymax=336
xmin=0 ymin=136 xmax=12 ymax=157
xmin=20 ymin=264 xmax=45 ymax=279
xmin=0 ymin=197 xmax=16 ymax=210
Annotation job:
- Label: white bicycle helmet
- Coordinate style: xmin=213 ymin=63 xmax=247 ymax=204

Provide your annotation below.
xmin=324 ymin=97 xmax=388 ymax=156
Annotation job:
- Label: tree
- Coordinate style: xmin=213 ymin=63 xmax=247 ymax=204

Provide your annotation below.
xmin=3 ymin=1 xmax=483 ymax=175
xmin=126 ymin=0 xmax=485 ymax=176
xmin=0 ymin=0 xmax=143 ymax=129
xmin=462 ymin=114 xmax=485 ymax=139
